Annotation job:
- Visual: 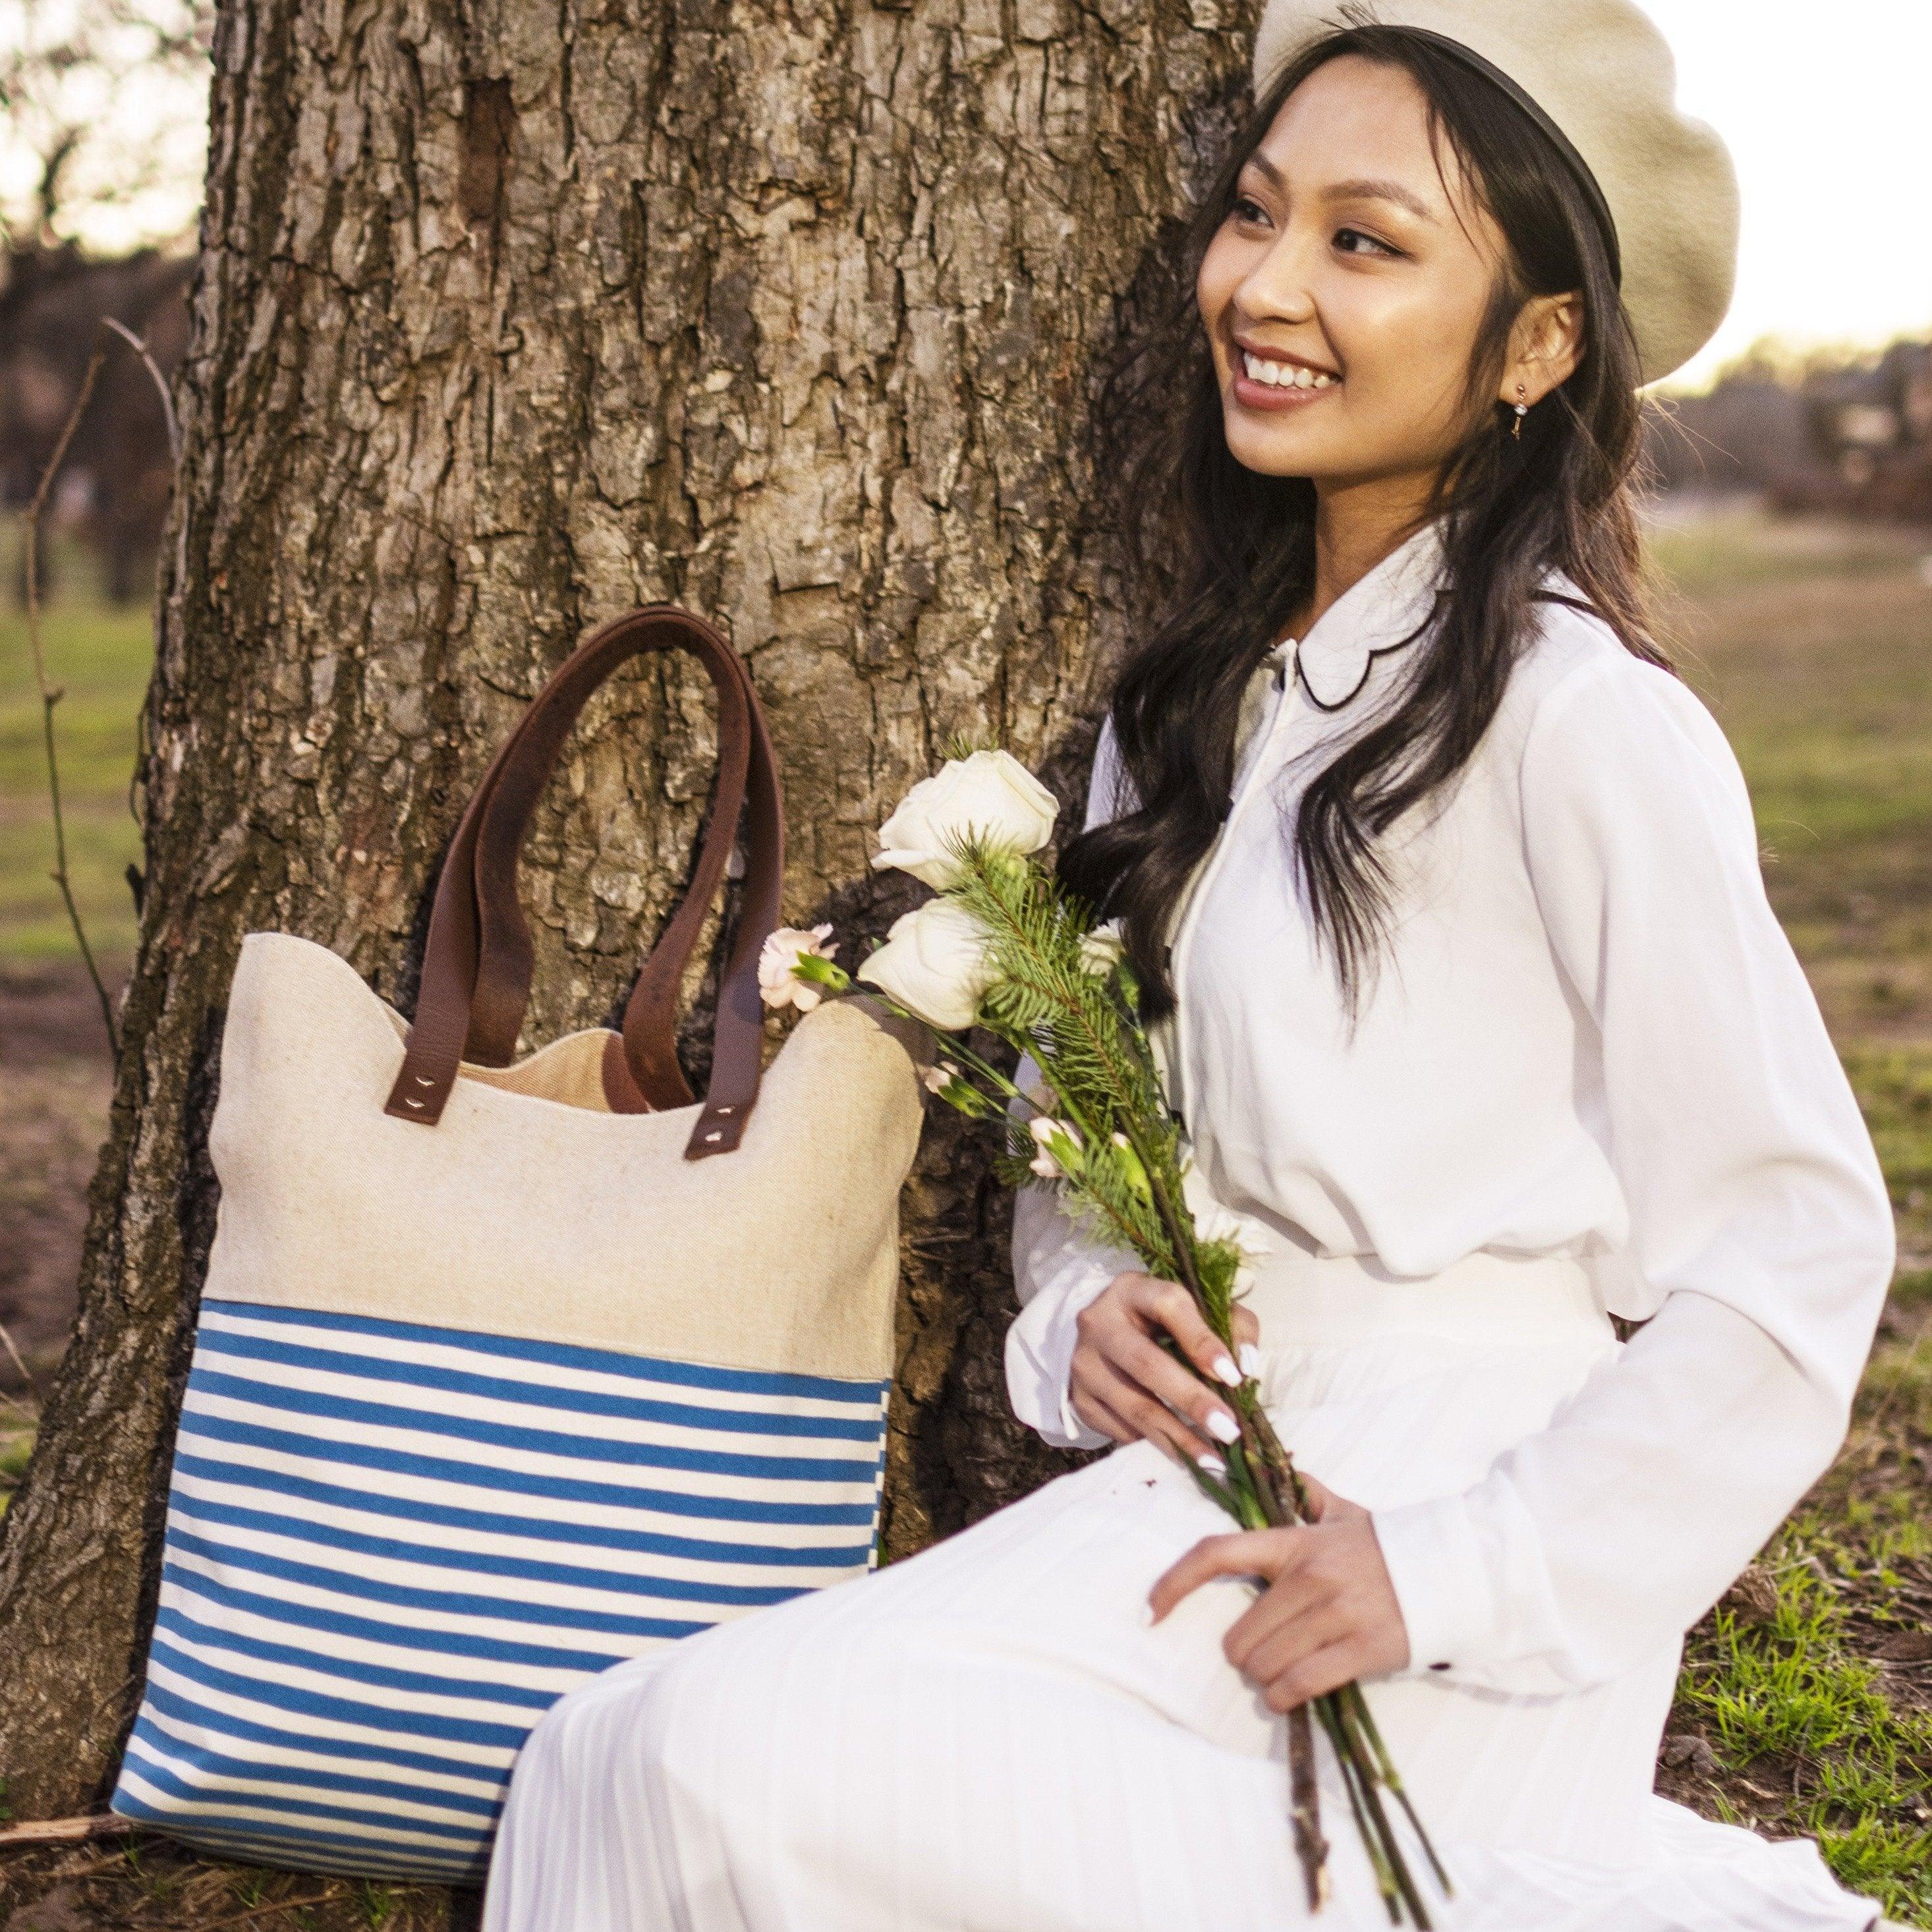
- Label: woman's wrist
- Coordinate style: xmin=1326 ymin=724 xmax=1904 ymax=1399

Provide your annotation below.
xmin=1365 ymin=1493 xmax=1497 ymax=1679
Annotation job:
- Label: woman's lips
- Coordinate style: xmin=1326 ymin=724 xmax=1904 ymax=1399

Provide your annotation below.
xmin=1228 ymin=351 xmax=1336 ymax=411
xmin=1233 ymin=371 xmax=1336 ymax=410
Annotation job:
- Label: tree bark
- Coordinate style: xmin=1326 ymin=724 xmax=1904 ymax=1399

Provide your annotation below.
xmin=0 ymin=0 xmax=1255 ymax=1846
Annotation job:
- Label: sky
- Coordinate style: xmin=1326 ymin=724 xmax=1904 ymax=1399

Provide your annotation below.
xmin=5 ymin=0 xmax=1930 ymax=395
xmin=1641 ymin=0 xmax=1932 ymax=388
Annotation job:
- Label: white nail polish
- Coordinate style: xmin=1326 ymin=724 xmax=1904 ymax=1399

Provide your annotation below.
xmin=1212 ymin=1352 xmax=1241 ymax=1386
xmin=1196 ymin=1452 xmax=1226 ymax=1475
xmin=1207 ymin=1409 xmax=1241 ymax=1444
xmin=1238 ymin=1342 xmax=1261 ymax=1377
xmin=1141 ymin=1601 xmax=1156 ymax=1626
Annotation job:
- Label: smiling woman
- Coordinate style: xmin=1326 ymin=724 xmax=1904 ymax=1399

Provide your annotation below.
xmin=1205 ymin=87 xmax=1576 ymax=461
xmin=1073 ymin=16 xmax=1658 ymax=1017
xmin=475 ymin=5 xmax=1899 ymax=1931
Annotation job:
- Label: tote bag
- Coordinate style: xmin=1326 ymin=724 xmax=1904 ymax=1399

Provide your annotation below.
xmin=109 ymin=606 xmax=926 ymax=1882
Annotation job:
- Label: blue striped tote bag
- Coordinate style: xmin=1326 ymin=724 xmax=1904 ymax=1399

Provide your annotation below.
xmin=108 ymin=607 xmax=927 ymax=1882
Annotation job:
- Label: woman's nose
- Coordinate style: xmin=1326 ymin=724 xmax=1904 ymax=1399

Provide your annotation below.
xmin=1234 ymin=229 xmax=1321 ymax=329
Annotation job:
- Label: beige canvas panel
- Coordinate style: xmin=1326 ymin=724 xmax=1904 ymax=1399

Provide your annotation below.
xmin=200 ymin=932 xmax=926 ymax=1382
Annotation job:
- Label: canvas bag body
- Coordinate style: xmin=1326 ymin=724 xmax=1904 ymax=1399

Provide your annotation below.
xmin=109 ymin=606 xmax=926 ymax=1883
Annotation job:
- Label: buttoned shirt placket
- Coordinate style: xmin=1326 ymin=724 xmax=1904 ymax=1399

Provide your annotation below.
xmin=1153 ymin=643 xmax=1305 ymax=1140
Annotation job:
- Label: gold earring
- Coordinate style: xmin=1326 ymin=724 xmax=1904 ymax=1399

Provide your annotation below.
xmin=1511 ymin=381 xmax=1528 ymax=439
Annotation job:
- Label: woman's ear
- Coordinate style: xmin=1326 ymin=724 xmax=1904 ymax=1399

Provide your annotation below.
xmin=1500 ymin=291 xmax=1585 ymax=408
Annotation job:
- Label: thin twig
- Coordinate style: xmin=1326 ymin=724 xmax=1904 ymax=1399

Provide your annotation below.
xmin=192 ymin=1886 xmax=345 ymax=1930
xmin=0 ymin=1811 xmax=132 ymax=1850
xmin=1333 ymin=1695 xmax=1432 ymax=1929
xmin=21 ymin=341 xmax=119 ymax=1062
xmin=0 ymin=1319 xmax=41 ymax=1400
xmin=1315 ymin=1695 xmax=1402 ymax=1919
xmin=849 ymin=986 xmax=1164 ymax=1270
xmin=1288 ymin=1703 xmax=1331 ymax=1912
xmin=101 ymin=316 xmax=181 ymax=463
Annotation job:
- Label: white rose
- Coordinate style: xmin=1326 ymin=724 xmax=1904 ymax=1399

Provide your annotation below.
xmin=872 ymin=750 xmax=1059 ymax=890
xmin=1078 ymin=919 xmax=1125 ymax=975
xmin=757 ymin=923 xmax=837 ymax=1012
xmin=857 ymin=898 xmax=997 ymax=1031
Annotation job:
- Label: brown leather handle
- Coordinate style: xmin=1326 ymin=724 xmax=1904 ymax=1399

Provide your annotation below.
xmin=383 ymin=606 xmax=784 ymax=1160
xmin=462 ymin=621 xmax=753 ymax=1094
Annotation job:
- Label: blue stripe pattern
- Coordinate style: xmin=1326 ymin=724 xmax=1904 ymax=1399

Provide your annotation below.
xmin=110 ymin=1298 xmax=891 ymax=1881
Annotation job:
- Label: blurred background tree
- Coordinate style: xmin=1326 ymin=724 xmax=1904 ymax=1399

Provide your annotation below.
xmin=1 ymin=1 xmax=206 ymax=599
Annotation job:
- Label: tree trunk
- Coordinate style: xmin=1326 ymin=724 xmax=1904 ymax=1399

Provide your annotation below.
xmin=0 ymin=0 xmax=1255 ymax=1850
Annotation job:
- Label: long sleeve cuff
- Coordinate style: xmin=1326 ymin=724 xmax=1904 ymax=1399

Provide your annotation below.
xmin=1368 ymin=1493 xmax=1499 ymax=1682
xmin=1367 ymin=1486 xmax=1586 ymax=1697
xmin=1004 ymin=1250 xmax=1122 ymax=1450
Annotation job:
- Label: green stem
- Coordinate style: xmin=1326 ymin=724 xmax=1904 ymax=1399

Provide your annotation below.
xmin=1341 ymin=1683 xmax=1454 ymax=1897
xmin=1337 ymin=1709 xmax=1433 ymax=1930
xmin=1245 ymin=1401 xmax=1314 ymax=1525
xmin=850 ymin=991 xmax=1174 ymax=1278
xmin=1186 ymin=1462 xmax=1241 ymax=1516
xmin=1314 ymin=1695 xmax=1400 ymax=1920
xmin=1329 ymin=1692 xmax=1437 ymax=1932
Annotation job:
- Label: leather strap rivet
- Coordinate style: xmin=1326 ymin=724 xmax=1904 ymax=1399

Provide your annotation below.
xmin=405 ymin=1098 xmax=426 ymax=1110
xmin=414 ymin=1075 xmax=435 ymax=1087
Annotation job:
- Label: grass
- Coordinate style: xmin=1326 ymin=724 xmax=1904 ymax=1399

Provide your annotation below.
xmin=1670 ymin=1474 xmax=1932 ymax=1914
xmin=0 ymin=522 xmax=152 ymax=960
xmin=1643 ymin=502 xmax=1932 ymax=1925
xmin=0 ymin=1418 xmax=33 ymax=1518
xmin=1852 ymin=1050 xmax=1932 ymax=1268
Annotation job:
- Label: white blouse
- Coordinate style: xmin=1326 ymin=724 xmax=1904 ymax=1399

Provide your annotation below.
xmin=1004 ymin=520 xmax=1896 ymax=1697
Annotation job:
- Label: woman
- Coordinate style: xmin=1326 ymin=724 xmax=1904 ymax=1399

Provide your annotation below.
xmin=481 ymin=3 xmax=1899 ymax=1927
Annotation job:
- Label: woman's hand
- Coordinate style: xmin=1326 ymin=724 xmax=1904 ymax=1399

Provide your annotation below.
xmin=1145 ymin=1473 xmax=1412 ymax=1709
xmin=1067 ymin=1271 xmax=1261 ymax=1470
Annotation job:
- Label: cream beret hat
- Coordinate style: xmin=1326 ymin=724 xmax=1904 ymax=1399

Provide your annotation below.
xmin=1251 ymin=0 xmax=1740 ymax=384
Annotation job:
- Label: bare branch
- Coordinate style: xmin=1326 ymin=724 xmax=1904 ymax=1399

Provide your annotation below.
xmin=22 ymin=341 xmax=121 ymax=1062
xmin=102 ymin=316 xmax=180 ymax=463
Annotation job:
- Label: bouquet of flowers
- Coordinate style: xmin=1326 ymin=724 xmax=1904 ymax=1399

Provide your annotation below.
xmin=758 ymin=741 xmax=1450 ymax=1924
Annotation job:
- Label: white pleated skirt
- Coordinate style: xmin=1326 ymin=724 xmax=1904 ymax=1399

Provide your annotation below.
xmin=479 ymin=1247 xmax=1884 ymax=1932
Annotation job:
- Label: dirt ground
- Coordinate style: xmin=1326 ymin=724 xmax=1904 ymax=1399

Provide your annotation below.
xmin=0 ymin=959 xmax=119 ymax=1396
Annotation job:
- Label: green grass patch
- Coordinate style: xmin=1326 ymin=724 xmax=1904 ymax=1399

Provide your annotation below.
xmin=1678 ymin=1517 xmax=1932 ymax=1922
xmin=1651 ymin=511 xmax=1932 ymax=1923
xmin=0 ymin=1419 xmax=34 ymax=1519
xmin=0 ymin=519 xmax=152 ymax=962
xmin=1845 ymin=1046 xmax=1932 ymax=1261
xmin=1645 ymin=504 xmax=1929 ymax=597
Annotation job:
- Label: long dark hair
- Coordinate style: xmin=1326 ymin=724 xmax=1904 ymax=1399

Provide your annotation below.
xmin=1059 ymin=21 xmax=1669 ymax=1026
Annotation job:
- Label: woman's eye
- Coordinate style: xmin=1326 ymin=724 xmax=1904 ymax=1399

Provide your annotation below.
xmin=1334 ymin=226 xmax=1399 ymax=259
xmin=1232 ymin=194 xmax=1271 ymax=227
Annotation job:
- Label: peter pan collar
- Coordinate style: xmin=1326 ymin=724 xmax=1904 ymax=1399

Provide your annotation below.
xmin=1288 ymin=519 xmax=1447 ymax=712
